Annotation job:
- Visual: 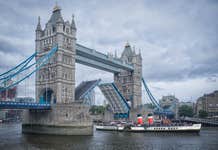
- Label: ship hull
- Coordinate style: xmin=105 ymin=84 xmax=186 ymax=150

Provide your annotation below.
xmin=95 ymin=125 xmax=124 ymax=131
xmin=96 ymin=124 xmax=201 ymax=133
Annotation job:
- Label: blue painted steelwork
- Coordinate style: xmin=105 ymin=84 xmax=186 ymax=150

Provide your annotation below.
xmin=99 ymin=83 xmax=130 ymax=118
xmin=114 ymin=112 xmax=129 ymax=119
xmin=0 ymin=54 xmax=35 ymax=86
xmin=142 ymin=78 xmax=162 ymax=111
xmin=76 ymin=44 xmax=134 ymax=73
xmin=83 ymin=91 xmax=94 ymax=106
xmin=0 ymin=52 xmax=37 ymax=80
xmin=111 ymin=83 xmax=130 ymax=111
xmin=0 ymin=45 xmax=58 ymax=92
xmin=0 ymin=101 xmax=51 ymax=109
xmin=142 ymin=77 xmax=175 ymax=116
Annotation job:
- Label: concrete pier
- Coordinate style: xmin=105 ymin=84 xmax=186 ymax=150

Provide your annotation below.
xmin=22 ymin=103 xmax=93 ymax=135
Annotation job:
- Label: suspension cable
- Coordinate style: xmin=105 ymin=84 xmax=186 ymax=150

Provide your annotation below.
xmin=0 ymin=45 xmax=58 ymax=92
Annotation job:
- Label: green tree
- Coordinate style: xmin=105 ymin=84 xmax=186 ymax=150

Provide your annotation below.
xmin=178 ymin=105 xmax=194 ymax=117
xmin=89 ymin=105 xmax=105 ymax=115
xmin=198 ymin=110 xmax=208 ymax=118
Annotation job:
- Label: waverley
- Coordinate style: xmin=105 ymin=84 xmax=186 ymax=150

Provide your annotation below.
xmin=96 ymin=114 xmax=202 ymax=133
xmin=96 ymin=123 xmax=201 ymax=133
xmin=129 ymin=124 xmax=201 ymax=132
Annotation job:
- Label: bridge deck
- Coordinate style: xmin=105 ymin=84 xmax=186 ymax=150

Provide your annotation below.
xmin=99 ymin=83 xmax=130 ymax=118
xmin=75 ymin=79 xmax=100 ymax=100
xmin=0 ymin=101 xmax=51 ymax=109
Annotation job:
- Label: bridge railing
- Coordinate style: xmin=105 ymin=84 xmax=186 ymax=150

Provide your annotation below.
xmin=0 ymin=101 xmax=51 ymax=109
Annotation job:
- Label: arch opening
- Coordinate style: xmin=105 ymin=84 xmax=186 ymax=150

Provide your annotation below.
xmin=39 ymin=88 xmax=56 ymax=104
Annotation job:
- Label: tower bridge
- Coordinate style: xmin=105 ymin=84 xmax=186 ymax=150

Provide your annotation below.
xmin=0 ymin=4 xmax=148 ymax=135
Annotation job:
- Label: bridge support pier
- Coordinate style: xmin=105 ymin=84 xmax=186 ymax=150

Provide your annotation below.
xmin=22 ymin=103 xmax=93 ymax=135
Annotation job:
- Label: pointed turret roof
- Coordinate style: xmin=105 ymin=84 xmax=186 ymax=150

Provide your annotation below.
xmin=71 ymin=14 xmax=76 ymax=29
xmin=48 ymin=4 xmax=64 ymax=26
xmin=36 ymin=16 xmax=42 ymax=31
xmin=121 ymin=42 xmax=133 ymax=59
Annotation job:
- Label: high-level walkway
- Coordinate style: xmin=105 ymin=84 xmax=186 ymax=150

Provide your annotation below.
xmin=76 ymin=44 xmax=134 ymax=73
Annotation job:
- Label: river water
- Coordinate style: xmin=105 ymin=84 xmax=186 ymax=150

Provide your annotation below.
xmin=0 ymin=123 xmax=217 ymax=150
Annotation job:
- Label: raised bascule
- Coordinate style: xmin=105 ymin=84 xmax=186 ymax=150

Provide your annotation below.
xmin=0 ymin=5 xmax=171 ymax=135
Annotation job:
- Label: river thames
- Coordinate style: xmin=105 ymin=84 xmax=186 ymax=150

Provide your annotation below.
xmin=0 ymin=123 xmax=217 ymax=150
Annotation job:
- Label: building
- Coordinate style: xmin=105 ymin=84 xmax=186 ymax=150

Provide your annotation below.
xmin=159 ymin=95 xmax=179 ymax=118
xmin=35 ymin=4 xmax=76 ymax=104
xmin=196 ymin=91 xmax=218 ymax=117
xmin=0 ymin=84 xmax=17 ymax=121
xmin=0 ymin=86 xmax=17 ymax=101
xmin=114 ymin=43 xmax=142 ymax=109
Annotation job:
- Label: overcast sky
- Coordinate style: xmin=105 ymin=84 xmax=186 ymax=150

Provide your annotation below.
xmin=0 ymin=0 xmax=217 ymax=103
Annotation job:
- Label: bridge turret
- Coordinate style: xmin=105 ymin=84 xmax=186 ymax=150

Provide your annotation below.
xmin=35 ymin=4 xmax=76 ymax=104
xmin=121 ymin=42 xmax=134 ymax=63
xmin=114 ymin=42 xmax=142 ymax=109
xmin=24 ymin=3 xmax=92 ymax=136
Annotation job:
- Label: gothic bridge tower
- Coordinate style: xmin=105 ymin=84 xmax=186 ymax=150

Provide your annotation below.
xmin=114 ymin=43 xmax=142 ymax=109
xmin=35 ymin=5 xmax=76 ymax=104
xmin=23 ymin=5 xmax=92 ymax=135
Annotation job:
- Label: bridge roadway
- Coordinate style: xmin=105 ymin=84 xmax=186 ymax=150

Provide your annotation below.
xmin=0 ymin=101 xmax=51 ymax=109
xmin=76 ymin=44 xmax=134 ymax=73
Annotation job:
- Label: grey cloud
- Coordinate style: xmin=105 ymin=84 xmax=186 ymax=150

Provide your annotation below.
xmin=0 ymin=0 xmax=217 ymax=100
xmin=0 ymin=39 xmax=19 ymax=54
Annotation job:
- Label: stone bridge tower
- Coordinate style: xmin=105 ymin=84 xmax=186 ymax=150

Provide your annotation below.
xmin=23 ymin=5 xmax=92 ymax=135
xmin=114 ymin=43 xmax=142 ymax=109
xmin=35 ymin=5 xmax=76 ymax=104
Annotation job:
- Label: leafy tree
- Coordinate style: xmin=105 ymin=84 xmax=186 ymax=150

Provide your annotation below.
xmin=178 ymin=105 xmax=194 ymax=117
xmin=89 ymin=105 xmax=105 ymax=115
xmin=198 ymin=110 xmax=208 ymax=118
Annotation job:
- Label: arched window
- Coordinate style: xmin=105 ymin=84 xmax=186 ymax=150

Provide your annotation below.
xmin=52 ymin=27 xmax=56 ymax=32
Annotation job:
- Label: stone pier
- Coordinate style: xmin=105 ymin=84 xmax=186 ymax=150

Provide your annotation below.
xmin=22 ymin=103 xmax=93 ymax=135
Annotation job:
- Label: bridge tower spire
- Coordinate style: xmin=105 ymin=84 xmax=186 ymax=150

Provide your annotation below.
xmin=36 ymin=16 xmax=42 ymax=31
xmin=71 ymin=14 xmax=76 ymax=30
